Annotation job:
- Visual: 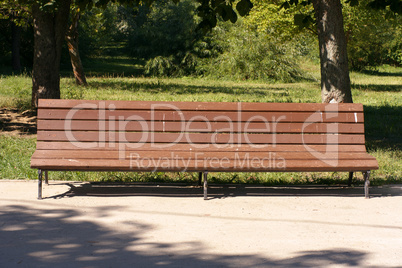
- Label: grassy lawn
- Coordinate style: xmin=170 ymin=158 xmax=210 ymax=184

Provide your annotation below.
xmin=0 ymin=63 xmax=401 ymax=186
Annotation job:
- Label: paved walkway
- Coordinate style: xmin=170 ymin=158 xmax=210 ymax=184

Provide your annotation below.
xmin=1 ymin=180 xmax=401 ymax=267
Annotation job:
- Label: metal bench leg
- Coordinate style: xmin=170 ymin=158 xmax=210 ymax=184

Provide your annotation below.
xmin=348 ymin=172 xmax=353 ymax=186
xmin=45 ymin=170 xmax=49 ymax=185
xmin=38 ymin=169 xmax=43 ymax=200
xmin=363 ymin=171 xmax=370 ymax=199
xmin=203 ymin=172 xmax=208 ymax=200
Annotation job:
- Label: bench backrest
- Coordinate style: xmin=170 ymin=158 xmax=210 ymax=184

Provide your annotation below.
xmin=36 ymin=99 xmax=368 ymax=154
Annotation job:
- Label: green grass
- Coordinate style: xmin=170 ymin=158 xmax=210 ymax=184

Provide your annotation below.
xmin=0 ymin=135 xmax=37 ymax=180
xmin=0 ymin=63 xmax=401 ymax=186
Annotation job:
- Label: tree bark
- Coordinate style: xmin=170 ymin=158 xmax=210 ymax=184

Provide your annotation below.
xmin=31 ymin=0 xmax=71 ymax=108
xmin=66 ymin=10 xmax=88 ymax=86
xmin=11 ymin=21 xmax=22 ymax=71
xmin=312 ymin=0 xmax=353 ymax=103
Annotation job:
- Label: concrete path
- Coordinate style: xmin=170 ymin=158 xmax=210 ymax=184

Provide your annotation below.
xmin=1 ymin=180 xmax=401 ymax=267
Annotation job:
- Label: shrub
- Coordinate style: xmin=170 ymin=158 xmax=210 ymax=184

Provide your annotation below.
xmin=125 ymin=0 xmax=199 ymax=59
xmin=344 ymin=0 xmax=402 ymax=70
xmin=144 ymin=56 xmax=176 ymax=76
xmin=197 ymin=21 xmax=305 ymax=82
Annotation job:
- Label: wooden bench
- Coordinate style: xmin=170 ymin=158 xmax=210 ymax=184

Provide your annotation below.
xmin=31 ymin=99 xmax=378 ymax=199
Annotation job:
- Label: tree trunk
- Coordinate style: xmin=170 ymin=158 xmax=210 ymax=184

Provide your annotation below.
xmin=312 ymin=0 xmax=353 ymax=103
xmin=66 ymin=10 xmax=88 ymax=86
xmin=11 ymin=21 xmax=22 ymax=71
xmin=31 ymin=1 xmax=71 ymax=108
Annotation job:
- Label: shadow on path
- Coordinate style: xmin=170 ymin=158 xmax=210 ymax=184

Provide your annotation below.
xmin=0 ymin=204 xmax=381 ymax=267
xmin=46 ymin=182 xmax=402 ymax=200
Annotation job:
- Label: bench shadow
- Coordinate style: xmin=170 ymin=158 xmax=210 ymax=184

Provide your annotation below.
xmin=46 ymin=182 xmax=402 ymax=200
xmin=0 ymin=204 xmax=381 ymax=267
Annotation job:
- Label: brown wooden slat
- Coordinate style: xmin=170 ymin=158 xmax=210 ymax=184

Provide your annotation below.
xmin=35 ymin=142 xmax=369 ymax=152
xmin=38 ymin=120 xmax=365 ymax=134
xmin=30 ymin=158 xmax=379 ymax=172
xmin=39 ymin=99 xmax=364 ymax=112
xmin=37 ymin=109 xmax=364 ymax=123
xmin=32 ymin=150 xmax=377 ymax=161
xmin=37 ymin=130 xmax=366 ymax=145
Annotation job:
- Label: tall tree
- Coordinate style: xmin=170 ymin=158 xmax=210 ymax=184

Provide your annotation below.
xmin=312 ymin=0 xmax=352 ymax=103
xmin=1 ymin=0 xmax=87 ymax=80
xmin=31 ymin=0 xmax=71 ymax=107
xmin=66 ymin=7 xmax=88 ymax=86
xmin=281 ymin=0 xmax=401 ymax=103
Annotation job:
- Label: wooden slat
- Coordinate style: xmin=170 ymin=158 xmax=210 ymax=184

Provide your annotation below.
xmin=37 ymin=131 xmax=366 ymax=145
xmin=31 ymin=158 xmax=379 ymax=172
xmin=37 ymin=109 xmax=364 ymax=123
xmin=38 ymin=120 xmax=365 ymax=134
xmin=32 ymin=150 xmax=377 ymax=161
xmin=35 ymin=142 xmax=369 ymax=152
xmin=39 ymin=99 xmax=364 ymax=112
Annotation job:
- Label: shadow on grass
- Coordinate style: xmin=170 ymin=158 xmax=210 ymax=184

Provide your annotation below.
xmin=60 ymin=56 xmax=146 ymax=78
xmin=87 ymin=79 xmax=289 ymax=97
xmin=361 ymin=69 xmax=402 ymax=77
xmin=352 ymin=83 xmax=402 ymax=92
xmin=0 ymin=203 xmax=394 ymax=267
xmin=0 ymin=108 xmax=37 ymax=135
xmin=364 ymin=105 xmax=402 ymax=151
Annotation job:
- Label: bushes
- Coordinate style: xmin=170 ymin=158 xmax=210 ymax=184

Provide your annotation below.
xmin=144 ymin=52 xmax=199 ymax=77
xmin=344 ymin=0 xmax=402 ymax=70
xmin=196 ymin=21 xmax=306 ymax=82
xmin=125 ymin=0 xmax=199 ymax=59
xmin=384 ymin=26 xmax=402 ymax=66
xmin=117 ymin=0 xmax=308 ymax=81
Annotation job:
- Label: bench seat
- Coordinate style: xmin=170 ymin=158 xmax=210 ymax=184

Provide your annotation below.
xmin=31 ymin=99 xmax=378 ymax=199
xmin=31 ymin=150 xmax=377 ymax=172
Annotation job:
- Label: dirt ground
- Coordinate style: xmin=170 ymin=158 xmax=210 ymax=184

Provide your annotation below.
xmin=1 ymin=180 xmax=401 ymax=268
xmin=0 ymin=108 xmax=36 ymax=136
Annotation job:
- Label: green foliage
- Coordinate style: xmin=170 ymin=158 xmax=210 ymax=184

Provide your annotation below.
xmin=343 ymin=0 xmax=402 ymax=70
xmin=245 ymin=0 xmax=314 ymax=38
xmin=0 ymin=0 xmax=31 ymax=26
xmin=198 ymin=20 xmax=306 ymax=82
xmin=144 ymin=52 xmax=198 ymax=77
xmin=118 ymin=0 xmax=310 ymax=81
xmin=144 ymin=56 xmax=176 ymax=76
xmin=76 ymin=3 xmax=124 ymax=58
xmin=114 ymin=0 xmax=201 ymax=77
xmin=125 ymin=0 xmax=199 ymax=58
xmin=196 ymin=0 xmax=253 ymax=31
xmin=385 ymin=30 xmax=402 ymax=65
